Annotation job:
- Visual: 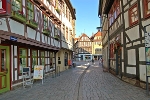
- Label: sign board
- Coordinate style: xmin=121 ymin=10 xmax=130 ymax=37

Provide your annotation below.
xmin=33 ymin=65 xmax=44 ymax=84
xmin=10 ymin=36 xmax=17 ymax=41
xmin=33 ymin=65 xmax=44 ymax=79
xmin=145 ymin=32 xmax=150 ymax=76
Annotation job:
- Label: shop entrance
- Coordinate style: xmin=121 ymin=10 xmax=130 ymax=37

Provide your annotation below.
xmin=0 ymin=46 xmax=10 ymax=93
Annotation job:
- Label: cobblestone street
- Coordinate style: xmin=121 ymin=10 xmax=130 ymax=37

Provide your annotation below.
xmin=0 ymin=61 xmax=149 ymax=100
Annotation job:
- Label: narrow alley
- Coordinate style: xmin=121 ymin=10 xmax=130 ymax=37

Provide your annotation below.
xmin=0 ymin=61 xmax=149 ymax=100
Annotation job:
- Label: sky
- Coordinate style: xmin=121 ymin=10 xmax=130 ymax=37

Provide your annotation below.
xmin=70 ymin=0 xmax=100 ymax=38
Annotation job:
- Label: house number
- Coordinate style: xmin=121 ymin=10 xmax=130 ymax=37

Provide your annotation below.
xmin=0 ymin=0 xmax=2 ymax=9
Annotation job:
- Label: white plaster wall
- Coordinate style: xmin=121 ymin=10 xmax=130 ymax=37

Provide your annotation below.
xmin=126 ymin=25 xmax=139 ymax=41
xmin=140 ymin=65 xmax=146 ymax=82
xmin=128 ymin=49 xmax=136 ymax=65
xmin=130 ymin=0 xmax=137 ymax=5
xmin=0 ymin=18 xmax=8 ymax=31
xmin=124 ymin=11 xmax=129 ymax=29
xmin=36 ymin=32 xmax=40 ymax=41
xmin=122 ymin=62 xmax=124 ymax=73
xmin=10 ymin=19 xmax=24 ymax=36
xmin=139 ymin=47 xmax=145 ymax=61
xmin=27 ymin=27 xmax=36 ymax=40
xmin=11 ymin=45 xmax=14 ymax=81
xmin=127 ymin=67 xmax=136 ymax=75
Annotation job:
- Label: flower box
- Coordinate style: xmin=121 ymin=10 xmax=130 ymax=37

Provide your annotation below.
xmin=43 ymin=29 xmax=50 ymax=36
xmin=26 ymin=19 xmax=38 ymax=29
xmin=54 ymin=35 xmax=60 ymax=41
xmin=11 ymin=10 xmax=26 ymax=23
xmin=55 ymin=8 xmax=60 ymax=14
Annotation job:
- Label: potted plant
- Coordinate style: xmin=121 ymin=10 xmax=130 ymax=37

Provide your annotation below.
xmin=55 ymin=8 xmax=60 ymax=14
xmin=54 ymin=34 xmax=60 ymax=41
xmin=26 ymin=19 xmax=38 ymax=29
xmin=43 ymin=28 xmax=50 ymax=36
xmin=11 ymin=10 xmax=26 ymax=23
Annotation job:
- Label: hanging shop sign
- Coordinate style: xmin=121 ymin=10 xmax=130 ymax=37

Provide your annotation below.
xmin=10 ymin=36 xmax=17 ymax=41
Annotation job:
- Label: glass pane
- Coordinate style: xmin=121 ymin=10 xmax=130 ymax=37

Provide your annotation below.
xmin=1 ymin=50 xmax=6 ymax=72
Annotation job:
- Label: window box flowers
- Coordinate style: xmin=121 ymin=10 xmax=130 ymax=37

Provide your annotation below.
xmin=55 ymin=8 xmax=60 ymax=15
xmin=11 ymin=10 xmax=26 ymax=23
xmin=43 ymin=28 xmax=50 ymax=36
xmin=26 ymin=19 xmax=38 ymax=29
xmin=54 ymin=35 xmax=60 ymax=41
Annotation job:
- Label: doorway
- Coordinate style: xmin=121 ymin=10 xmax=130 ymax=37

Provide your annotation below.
xmin=0 ymin=46 xmax=10 ymax=93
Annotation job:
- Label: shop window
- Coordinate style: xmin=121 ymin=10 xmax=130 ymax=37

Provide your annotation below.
xmin=144 ymin=0 xmax=150 ymax=18
xmin=40 ymin=51 xmax=45 ymax=65
xmin=27 ymin=0 xmax=34 ymax=20
xmin=31 ymin=50 xmax=37 ymax=72
xmin=50 ymin=52 xmax=53 ymax=68
xmin=129 ymin=3 xmax=138 ymax=26
xmin=19 ymin=48 xmax=27 ymax=74
xmin=12 ymin=0 xmax=22 ymax=11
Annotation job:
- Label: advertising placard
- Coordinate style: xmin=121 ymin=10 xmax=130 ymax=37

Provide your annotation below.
xmin=145 ymin=32 xmax=150 ymax=76
xmin=33 ymin=65 xmax=44 ymax=79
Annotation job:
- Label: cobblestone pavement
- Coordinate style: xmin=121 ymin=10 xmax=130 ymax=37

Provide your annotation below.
xmin=0 ymin=61 xmax=150 ymax=100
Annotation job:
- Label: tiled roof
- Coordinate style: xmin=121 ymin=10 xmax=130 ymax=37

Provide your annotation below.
xmin=95 ymin=30 xmax=102 ymax=36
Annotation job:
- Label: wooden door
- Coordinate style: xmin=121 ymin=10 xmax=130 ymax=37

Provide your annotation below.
xmin=0 ymin=46 xmax=10 ymax=93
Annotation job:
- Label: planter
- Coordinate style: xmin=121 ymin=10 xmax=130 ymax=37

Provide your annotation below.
xmin=11 ymin=11 xmax=26 ymax=23
xmin=55 ymin=8 xmax=60 ymax=15
xmin=43 ymin=29 xmax=50 ymax=36
xmin=54 ymin=35 xmax=60 ymax=41
xmin=26 ymin=20 xmax=38 ymax=29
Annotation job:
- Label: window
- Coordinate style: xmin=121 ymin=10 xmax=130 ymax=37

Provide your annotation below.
xmin=54 ymin=27 xmax=58 ymax=36
xmin=18 ymin=48 xmax=27 ymax=74
xmin=129 ymin=3 xmax=138 ymax=26
xmin=108 ymin=0 xmax=120 ymax=26
xmin=110 ymin=43 xmax=114 ymax=58
xmin=144 ymin=0 xmax=150 ymax=18
xmin=31 ymin=50 xmax=38 ymax=72
xmin=66 ymin=27 xmax=68 ymax=40
xmin=12 ymin=0 xmax=22 ymax=11
xmin=27 ymin=0 xmax=34 ymax=20
xmin=40 ymin=51 xmax=45 ymax=65
xmin=43 ymin=15 xmax=48 ymax=29
xmin=66 ymin=7 xmax=68 ymax=18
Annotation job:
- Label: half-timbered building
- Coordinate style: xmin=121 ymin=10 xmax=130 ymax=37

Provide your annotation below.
xmin=91 ymin=30 xmax=102 ymax=60
xmin=0 ymin=0 xmax=76 ymax=93
xmin=75 ymin=33 xmax=92 ymax=61
xmin=99 ymin=0 xmax=150 ymax=86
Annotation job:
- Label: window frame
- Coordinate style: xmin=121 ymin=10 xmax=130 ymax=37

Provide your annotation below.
xmin=108 ymin=0 xmax=120 ymax=26
xmin=27 ymin=0 xmax=34 ymax=20
xmin=18 ymin=48 xmax=28 ymax=75
xmin=43 ymin=15 xmax=48 ymax=29
xmin=128 ymin=3 xmax=138 ymax=26
xmin=144 ymin=0 xmax=150 ymax=18
xmin=12 ymin=0 xmax=22 ymax=12
xmin=30 ymin=49 xmax=38 ymax=72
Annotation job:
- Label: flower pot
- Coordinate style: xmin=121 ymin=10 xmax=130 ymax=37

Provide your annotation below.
xmin=11 ymin=11 xmax=26 ymax=23
xmin=26 ymin=20 xmax=38 ymax=29
xmin=43 ymin=29 xmax=50 ymax=36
